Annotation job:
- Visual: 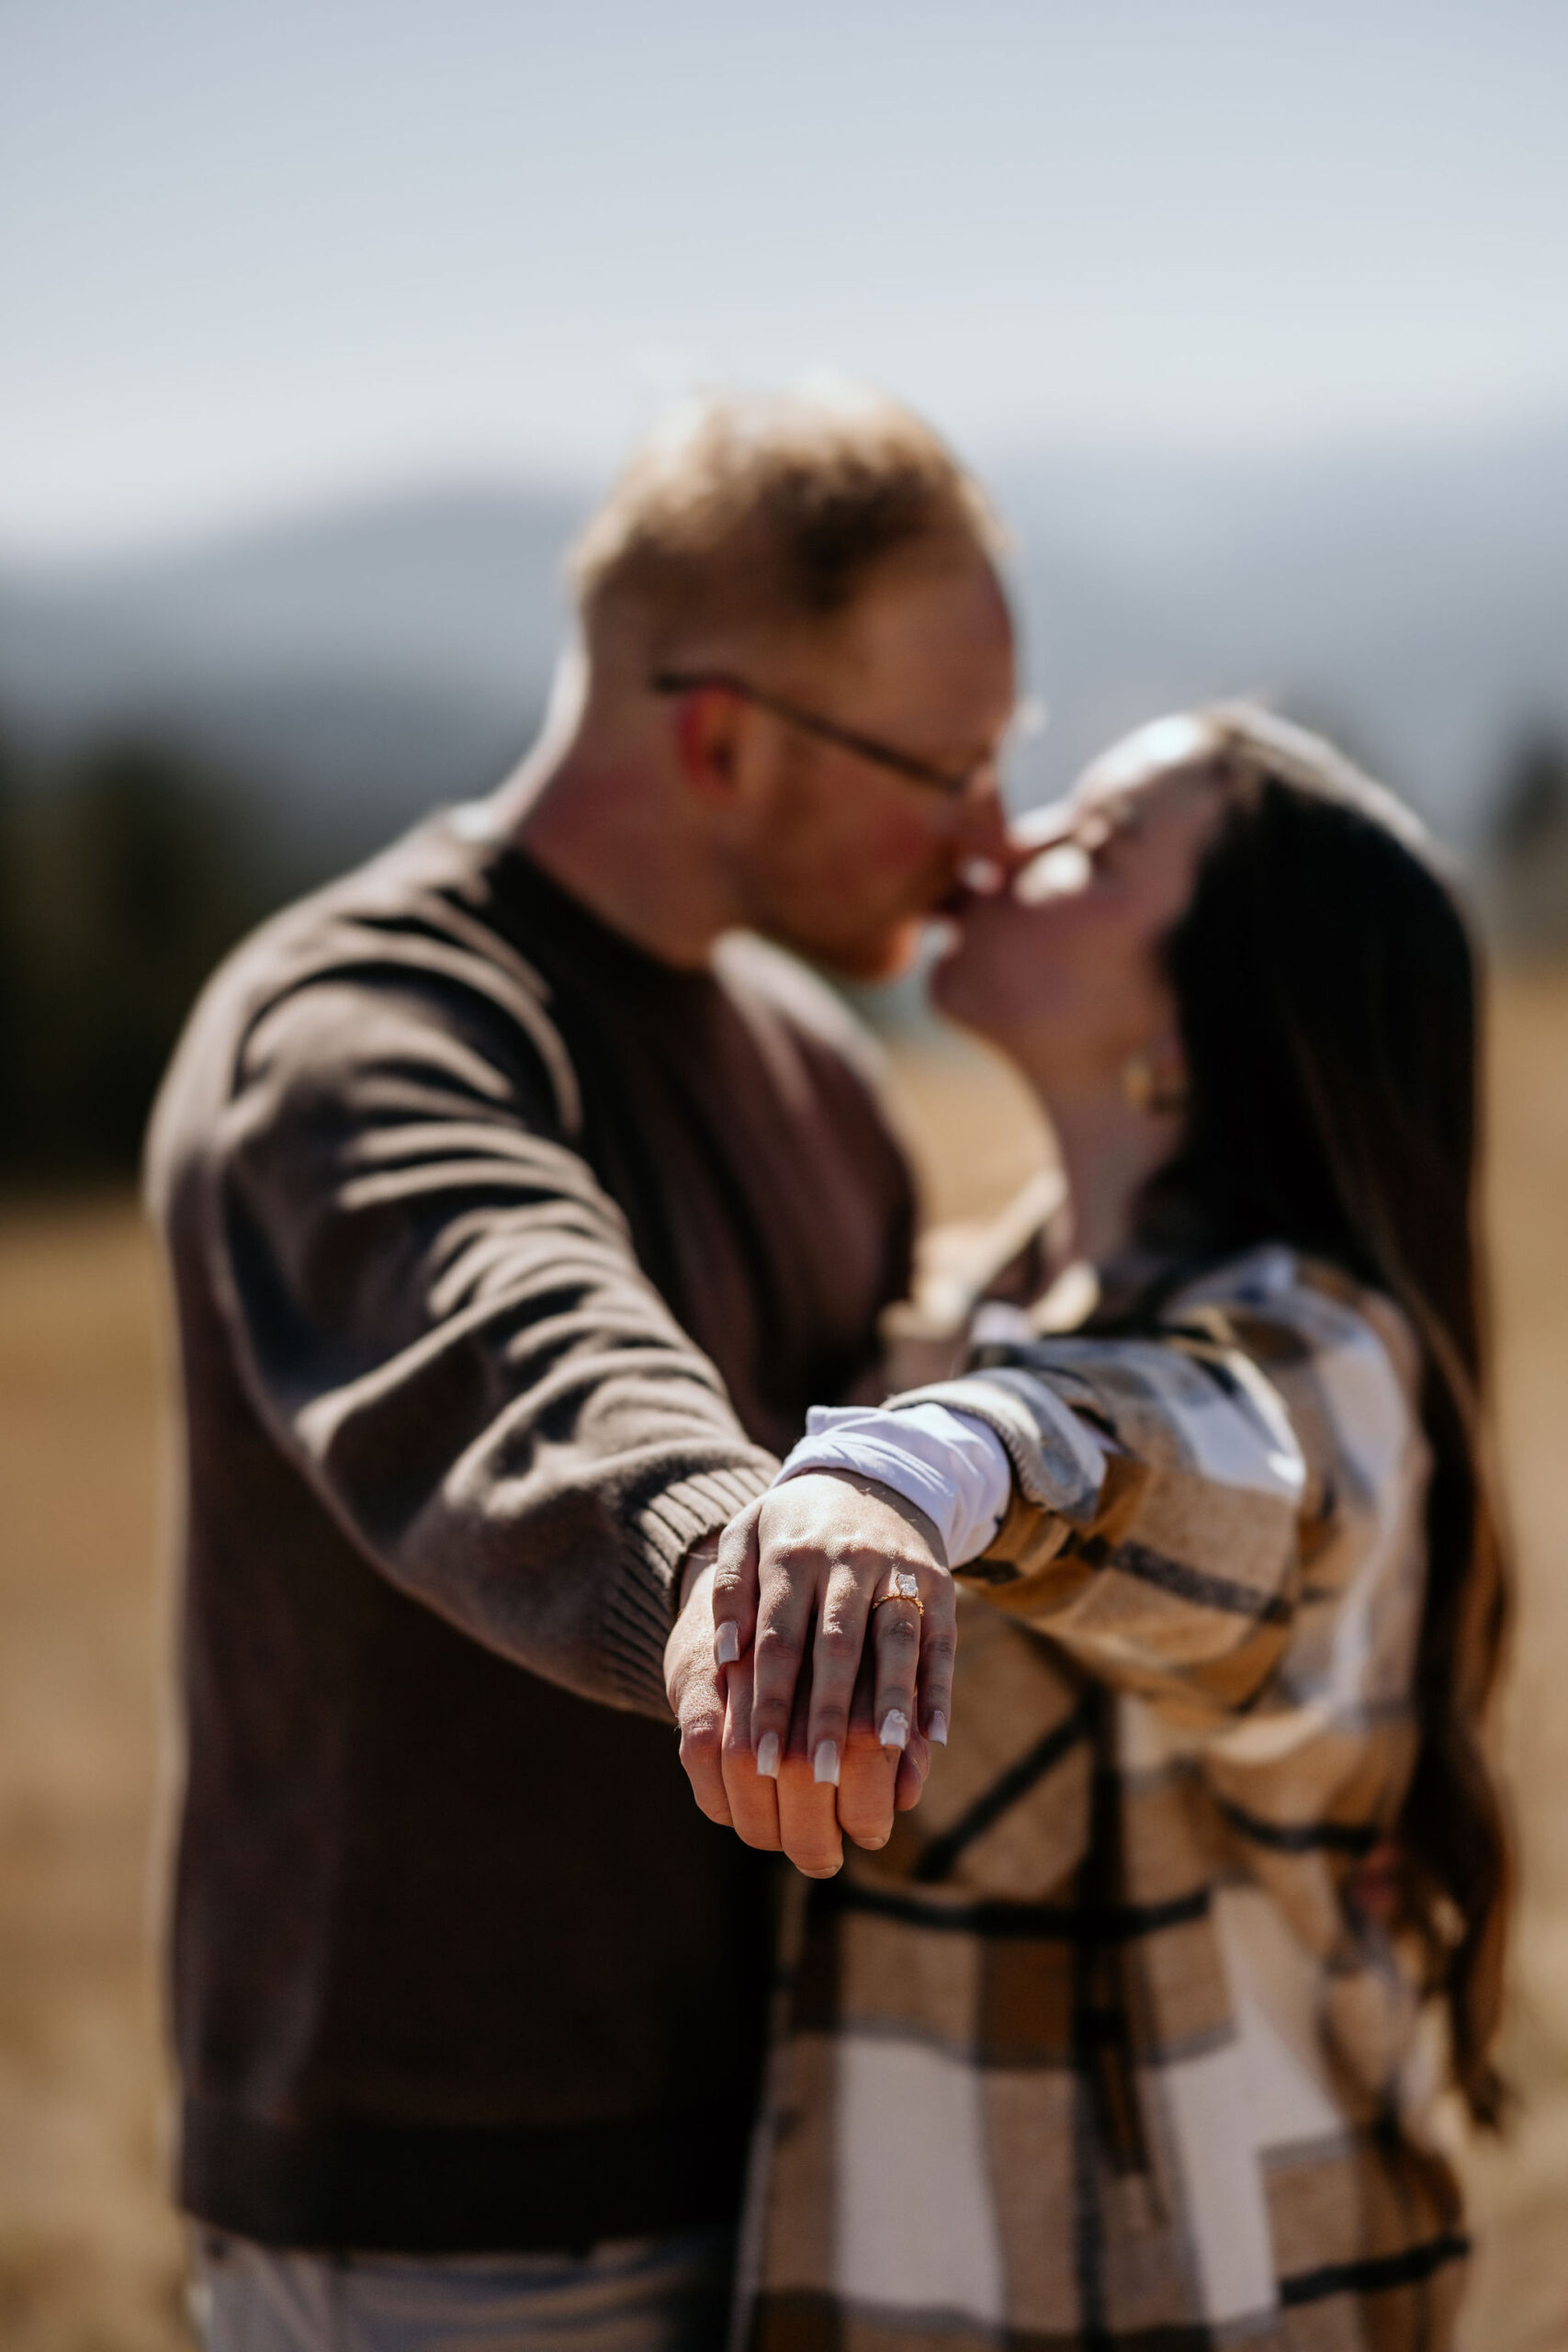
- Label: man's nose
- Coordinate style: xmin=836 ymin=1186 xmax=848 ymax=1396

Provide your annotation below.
xmin=952 ymin=776 xmax=1015 ymax=866
xmin=950 ymin=781 xmax=1048 ymax=888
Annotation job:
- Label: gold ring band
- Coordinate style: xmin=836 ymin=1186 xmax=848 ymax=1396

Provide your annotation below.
xmin=871 ymin=1569 xmax=924 ymax=1619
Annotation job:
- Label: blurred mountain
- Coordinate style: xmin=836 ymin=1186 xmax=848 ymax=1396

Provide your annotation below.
xmin=994 ymin=421 xmax=1568 ymax=838
xmin=1 ymin=428 xmax=1565 ymax=865
xmin=0 ymin=487 xmax=581 ymax=855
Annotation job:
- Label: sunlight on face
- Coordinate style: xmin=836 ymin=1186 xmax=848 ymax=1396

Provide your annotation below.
xmin=1013 ymin=838 xmax=1092 ymax=904
xmin=931 ymin=721 xmax=1227 ymax=1098
xmin=1086 ymin=715 xmax=1214 ymax=796
xmin=1010 ymin=716 xmax=1217 ymax=903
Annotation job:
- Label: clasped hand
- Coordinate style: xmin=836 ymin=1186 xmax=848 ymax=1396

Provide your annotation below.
xmin=664 ymin=1472 xmax=956 ymax=1876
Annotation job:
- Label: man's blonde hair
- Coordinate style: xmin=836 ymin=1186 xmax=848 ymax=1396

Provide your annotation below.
xmin=570 ymin=386 xmax=1006 ymax=662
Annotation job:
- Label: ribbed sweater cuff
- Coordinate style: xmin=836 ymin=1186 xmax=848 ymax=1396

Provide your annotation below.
xmin=604 ymin=1463 xmax=776 ymax=1713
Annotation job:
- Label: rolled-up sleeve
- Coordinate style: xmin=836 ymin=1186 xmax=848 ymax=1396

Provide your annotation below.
xmin=775 ymin=1399 xmax=1021 ymax=1565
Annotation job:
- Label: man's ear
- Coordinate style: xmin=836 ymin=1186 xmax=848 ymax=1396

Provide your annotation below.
xmin=670 ymin=686 xmax=750 ymax=809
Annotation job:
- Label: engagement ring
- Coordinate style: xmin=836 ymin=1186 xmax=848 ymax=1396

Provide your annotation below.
xmin=871 ymin=1569 xmax=923 ymax=1617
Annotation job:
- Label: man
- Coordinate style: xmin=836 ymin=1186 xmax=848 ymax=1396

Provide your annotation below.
xmin=146 ymin=387 xmax=1019 ymax=2350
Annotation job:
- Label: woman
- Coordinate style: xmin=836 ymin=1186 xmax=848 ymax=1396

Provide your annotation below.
xmin=692 ymin=708 xmax=1508 ymax=2349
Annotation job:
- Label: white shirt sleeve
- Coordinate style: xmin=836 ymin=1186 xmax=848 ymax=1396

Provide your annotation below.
xmin=773 ymin=1402 xmax=1014 ymax=1566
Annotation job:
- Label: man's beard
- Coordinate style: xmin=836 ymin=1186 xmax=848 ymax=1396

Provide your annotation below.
xmin=758 ymin=898 xmax=932 ymax=983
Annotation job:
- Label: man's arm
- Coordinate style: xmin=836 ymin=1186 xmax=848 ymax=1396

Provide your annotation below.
xmin=197 ymin=973 xmax=776 ymax=1716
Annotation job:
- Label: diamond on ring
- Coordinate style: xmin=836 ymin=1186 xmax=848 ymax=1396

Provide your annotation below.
xmin=872 ymin=1569 xmax=924 ymax=1618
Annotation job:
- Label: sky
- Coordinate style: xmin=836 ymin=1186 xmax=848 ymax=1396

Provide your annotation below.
xmin=5 ymin=0 xmax=1568 ymax=553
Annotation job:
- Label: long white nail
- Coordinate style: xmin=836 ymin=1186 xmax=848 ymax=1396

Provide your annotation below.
xmin=879 ymin=1710 xmax=910 ymax=1752
xmin=813 ymin=1740 xmax=840 ymax=1787
xmin=755 ymin=1731 xmax=781 ymax=1779
xmin=928 ymin=1711 xmax=949 ymax=1747
xmin=714 ymin=1622 xmax=739 ymax=1667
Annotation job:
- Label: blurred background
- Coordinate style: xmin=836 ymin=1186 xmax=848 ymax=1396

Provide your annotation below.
xmin=2 ymin=4 xmax=1565 ymax=2345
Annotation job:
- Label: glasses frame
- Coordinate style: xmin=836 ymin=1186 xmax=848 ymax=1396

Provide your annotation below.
xmin=650 ymin=668 xmax=995 ymax=802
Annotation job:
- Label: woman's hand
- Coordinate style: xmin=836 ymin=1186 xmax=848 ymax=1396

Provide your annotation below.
xmin=715 ymin=1474 xmax=956 ymax=1870
xmin=667 ymin=1478 xmax=955 ymax=1873
xmin=716 ymin=1471 xmax=955 ymax=1772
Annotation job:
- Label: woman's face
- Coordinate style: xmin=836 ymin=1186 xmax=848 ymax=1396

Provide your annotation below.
xmin=932 ymin=718 xmax=1227 ymax=1100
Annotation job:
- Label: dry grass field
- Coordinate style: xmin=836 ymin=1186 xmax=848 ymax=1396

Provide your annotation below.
xmin=1 ymin=970 xmax=1565 ymax=2349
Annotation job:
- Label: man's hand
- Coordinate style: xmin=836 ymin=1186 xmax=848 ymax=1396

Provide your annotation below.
xmin=665 ymin=1536 xmax=733 ymax=1826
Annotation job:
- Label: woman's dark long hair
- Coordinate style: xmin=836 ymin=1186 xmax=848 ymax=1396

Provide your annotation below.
xmin=1134 ymin=707 xmax=1510 ymax=2127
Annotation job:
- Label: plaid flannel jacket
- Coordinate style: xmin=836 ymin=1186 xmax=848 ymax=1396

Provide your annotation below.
xmin=738 ymin=1246 xmax=1468 ymax=2352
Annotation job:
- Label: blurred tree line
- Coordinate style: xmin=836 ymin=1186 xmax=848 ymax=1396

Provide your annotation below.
xmin=1485 ymin=729 xmax=1568 ymax=953
xmin=0 ymin=725 xmax=292 ymax=1182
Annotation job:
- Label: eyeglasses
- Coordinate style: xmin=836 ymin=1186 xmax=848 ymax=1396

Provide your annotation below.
xmin=650 ymin=668 xmax=999 ymax=802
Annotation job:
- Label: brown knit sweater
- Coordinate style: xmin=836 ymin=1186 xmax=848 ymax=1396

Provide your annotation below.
xmin=144 ymin=808 xmax=914 ymax=2253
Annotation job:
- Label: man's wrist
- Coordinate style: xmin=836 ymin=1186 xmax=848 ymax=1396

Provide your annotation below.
xmin=677 ymin=1532 xmax=722 ymax=1613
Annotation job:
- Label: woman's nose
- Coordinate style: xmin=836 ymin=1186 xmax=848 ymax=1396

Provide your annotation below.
xmin=966 ymin=797 xmax=1077 ymax=889
xmin=1009 ymin=797 xmax=1078 ymax=855
xmin=1012 ymin=838 xmax=1093 ymax=904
